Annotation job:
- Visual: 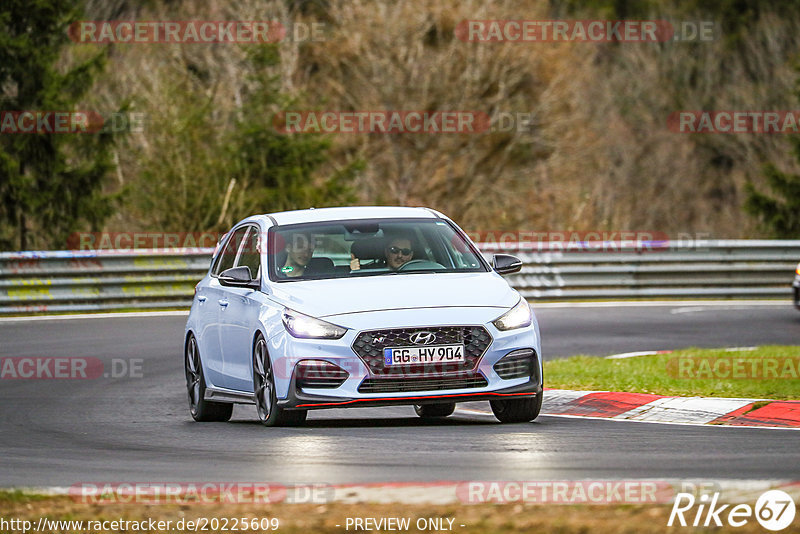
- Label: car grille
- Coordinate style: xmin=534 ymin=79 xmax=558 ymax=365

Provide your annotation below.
xmin=357 ymin=374 xmax=488 ymax=394
xmin=351 ymin=325 xmax=492 ymax=376
xmin=493 ymin=349 xmax=537 ymax=380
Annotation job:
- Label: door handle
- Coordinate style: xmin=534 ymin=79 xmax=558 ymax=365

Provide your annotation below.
xmin=197 ymin=296 xmax=207 ymax=303
xmin=218 ymin=299 xmax=229 ymax=307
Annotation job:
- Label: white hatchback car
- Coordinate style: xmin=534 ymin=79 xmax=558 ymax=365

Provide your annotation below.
xmin=184 ymin=207 xmax=542 ymax=426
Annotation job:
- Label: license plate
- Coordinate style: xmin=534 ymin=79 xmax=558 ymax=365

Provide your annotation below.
xmin=384 ymin=344 xmax=465 ymax=365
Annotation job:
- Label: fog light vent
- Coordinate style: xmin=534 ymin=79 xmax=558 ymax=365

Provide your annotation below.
xmin=295 ymin=360 xmax=349 ymax=389
xmin=493 ymin=349 xmax=537 ymax=380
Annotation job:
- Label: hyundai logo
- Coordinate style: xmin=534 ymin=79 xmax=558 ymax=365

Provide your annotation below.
xmin=409 ymin=331 xmax=436 ymax=345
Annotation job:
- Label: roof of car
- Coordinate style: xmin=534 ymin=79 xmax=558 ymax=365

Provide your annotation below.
xmin=263 ymin=206 xmax=444 ymax=226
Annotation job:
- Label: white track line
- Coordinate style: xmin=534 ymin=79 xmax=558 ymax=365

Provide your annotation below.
xmin=604 ymin=347 xmax=757 ymax=359
xmin=670 ymin=305 xmax=787 ymax=314
xmin=605 ymin=350 xmax=669 ymax=359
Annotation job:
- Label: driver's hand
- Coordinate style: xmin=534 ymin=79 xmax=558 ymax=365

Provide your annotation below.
xmin=350 ymin=253 xmax=361 ymax=271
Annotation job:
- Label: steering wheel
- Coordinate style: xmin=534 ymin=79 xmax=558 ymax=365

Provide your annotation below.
xmin=397 ymin=259 xmax=445 ymax=271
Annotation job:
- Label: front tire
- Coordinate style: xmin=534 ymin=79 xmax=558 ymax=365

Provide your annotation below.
xmin=490 ymin=394 xmax=542 ymax=423
xmin=253 ymin=334 xmax=307 ymax=427
xmin=185 ymin=334 xmax=233 ymax=422
xmin=414 ymin=403 xmax=456 ymax=418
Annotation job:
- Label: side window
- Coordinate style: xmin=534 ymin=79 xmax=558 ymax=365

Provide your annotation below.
xmin=441 ymin=228 xmax=482 ymax=269
xmin=412 ymin=228 xmax=433 ymax=262
xmin=212 ymin=226 xmax=248 ymax=276
xmin=236 ymin=226 xmax=261 ymax=279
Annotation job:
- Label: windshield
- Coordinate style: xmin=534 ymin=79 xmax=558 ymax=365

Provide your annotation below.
xmin=267 ymin=218 xmax=488 ymax=281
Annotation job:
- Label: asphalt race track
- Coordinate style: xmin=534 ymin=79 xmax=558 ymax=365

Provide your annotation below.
xmin=1 ymin=302 xmax=798 ymax=487
xmin=538 ymin=302 xmax=800 ymax=357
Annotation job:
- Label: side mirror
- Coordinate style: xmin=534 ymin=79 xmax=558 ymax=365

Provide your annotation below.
xmin=219 ymin=266 xmax=260 ymax=289
xmin=492 ymin=254 xmax=522 ymax=275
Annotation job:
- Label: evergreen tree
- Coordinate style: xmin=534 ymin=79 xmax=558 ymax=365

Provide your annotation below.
xmin=0 ymin=0 xmax=118 ymax=250
xmin=227 ymin=46 xmax=361 ymax=217
xmin=744 ymin=143 xmax=800 ymax=238
xmin=131 ymin=44 xmax=360 ymax=233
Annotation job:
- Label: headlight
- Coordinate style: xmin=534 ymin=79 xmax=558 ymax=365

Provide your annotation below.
xmin=492 ymin=298 xmax=532 ymax=331
xmin=282 ymin=308 xmax=347 ymax=339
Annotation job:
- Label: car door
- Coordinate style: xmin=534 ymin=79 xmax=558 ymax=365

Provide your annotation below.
xmin=193 ymin=275 xmax=225 ymax=388
xmin=218 ymin=225 xmax=264 ymax=392
xmin=200 ymin=226 xmax=249 ymax=389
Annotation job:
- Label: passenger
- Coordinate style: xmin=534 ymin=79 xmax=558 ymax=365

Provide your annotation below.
xmin=280 ymin=232 xmax=315 ymax=278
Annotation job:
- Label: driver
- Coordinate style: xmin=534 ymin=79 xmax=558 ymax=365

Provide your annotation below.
xmin=350 ymin=235 xmax=415 ymax=272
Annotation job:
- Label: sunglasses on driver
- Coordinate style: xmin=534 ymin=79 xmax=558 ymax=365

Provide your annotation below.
xmin=388 ymin=246 xmax=413 ymax=256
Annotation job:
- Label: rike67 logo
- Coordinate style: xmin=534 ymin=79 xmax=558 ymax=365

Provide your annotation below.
xmin=668 ymin=490 xmax=796 ymax=531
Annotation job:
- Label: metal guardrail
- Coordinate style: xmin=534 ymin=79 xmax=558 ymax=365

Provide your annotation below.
xmin=0 ymin=249 xmax=213 ymax=314
xmin=0 ymin=240 xmax=798 ymax=314
xmin=486 ymin=240 xmax=800 ymax=300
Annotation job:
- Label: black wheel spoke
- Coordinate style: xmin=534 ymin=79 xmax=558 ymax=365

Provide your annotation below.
xmin=254 ymin=339 xmax=273 ymax=421
xmin=186 ymin=338 xmax=202 ymax=407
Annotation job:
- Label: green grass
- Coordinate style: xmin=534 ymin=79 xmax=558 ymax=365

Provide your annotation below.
xmin=544 ymin=346 xmax=800 ymax=400
xmin=0 ymin=489 xmax=50 ymax=502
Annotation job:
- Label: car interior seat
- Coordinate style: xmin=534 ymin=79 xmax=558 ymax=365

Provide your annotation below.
xmin=350 ymin=237 xmax=388 ymax=269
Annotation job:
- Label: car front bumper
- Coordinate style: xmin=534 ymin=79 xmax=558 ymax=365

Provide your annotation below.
xmin=266 ymin=307 xmax=543 ymax=410
xmin=277 ymin=375 xmax=542 ymax=410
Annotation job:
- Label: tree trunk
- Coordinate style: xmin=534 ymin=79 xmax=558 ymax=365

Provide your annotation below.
xmin=19 ymin=212 xmax=26 ymax=251
xmin=19 ymin=160 xmax=27 ymax=251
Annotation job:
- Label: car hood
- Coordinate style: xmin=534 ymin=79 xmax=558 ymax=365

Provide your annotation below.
xmin=268 ymin=272 xmax=519 ymax=318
